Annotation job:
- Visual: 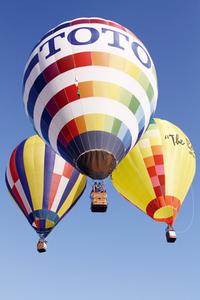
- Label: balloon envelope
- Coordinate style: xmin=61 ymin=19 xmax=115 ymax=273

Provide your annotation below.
xmin=111 ymin=118 xmax=196 ymax=225
xmin=23 ymin=17 xmax=158 ymax=179
xmin=6 ymin=135 xmax=87 ymax=237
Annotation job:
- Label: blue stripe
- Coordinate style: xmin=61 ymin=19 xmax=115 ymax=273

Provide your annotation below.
xmin=23 ymin=54 xmax=39 ymax=88
xmin=36 ymin=228 xmax=52 ymax=238
xmin=42 ymin=145 xmax=56 ymax=210
xmin=27 ymin=73 xmax=47 ymax=118
xmin=15 ymin=139 xmax=34 ymax=211
xmin=121 ymin=130 xmax=132 ymax=152
xmin=138 ymin=116 xmax=145 ymax=131
xmin=56 ymin=169 xmax=80 ymax=213
xmin=40 ymin=219 xmax=46 ymax=231
xmin=29 ymin=209 xmax=59 ymax=222
xmin=57 ymin=139 xmax=80 ymax=166
xmin=40 ymin=108 xmax=52 ymax=143
xmin=117 ymin=123 xmax=128 ymax=141
xmin=57 ymin=131 xmax=126 ymax=169
xmin=136 ymin=128 xmax=145 ymax=144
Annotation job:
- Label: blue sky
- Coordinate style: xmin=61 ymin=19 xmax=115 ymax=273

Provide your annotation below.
xmin=0 ymin=1 xmax=199 ymax=299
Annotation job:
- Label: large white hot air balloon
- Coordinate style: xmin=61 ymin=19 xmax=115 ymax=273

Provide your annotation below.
xmin=23 ymin=17 xmax=158 ymax=180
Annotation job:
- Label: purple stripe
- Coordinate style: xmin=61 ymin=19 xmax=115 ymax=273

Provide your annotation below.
xmin=57 ymin=131 xmax=126 ymax=168
xmin=42 ymin=144 xmax=56 ymax=210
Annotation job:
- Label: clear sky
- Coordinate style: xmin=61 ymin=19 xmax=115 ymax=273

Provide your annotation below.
xmin=0 ymin=0 xmax=199 ymax=299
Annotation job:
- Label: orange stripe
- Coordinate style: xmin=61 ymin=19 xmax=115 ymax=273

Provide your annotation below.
xmin=63 ymin=164 xmax=73 ymax=178
xmin=48 ymin=174 xmax=61 ymax=209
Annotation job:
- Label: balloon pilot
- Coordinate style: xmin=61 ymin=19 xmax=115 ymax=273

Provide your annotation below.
xmin=75 ymin=75 xmax=80 ymax=96
xmin=165 ymin=225 xmax=176 ymax=243
xmin=90 ymin=180 xmax=107 ymax=212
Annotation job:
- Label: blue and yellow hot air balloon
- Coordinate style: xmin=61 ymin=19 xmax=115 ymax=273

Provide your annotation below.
xmin=23 ymin=17 xmax=158 ymax=180
xmin=5 ymin=135 xmax=87 ymax=252
xmin=111 ymin=118 xmax=196 ymax=242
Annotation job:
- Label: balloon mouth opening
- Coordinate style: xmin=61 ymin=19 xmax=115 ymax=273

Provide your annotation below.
xmin=153 ymin=206 xmax=176 ymax=223
xmin=76 ymin=150 xmax=116 ymax=179
xmin=146 ymin=196 xmax=181 ymax=225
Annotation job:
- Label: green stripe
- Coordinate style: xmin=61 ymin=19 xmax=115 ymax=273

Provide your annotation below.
xmin=93 ymin=81 xmax=145 ymax=116
xmin=111 ymin=119 xmax=122 ymax=135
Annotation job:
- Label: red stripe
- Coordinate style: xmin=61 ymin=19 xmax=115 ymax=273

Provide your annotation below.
xmin=69 ymin=18 xmax=127 ymax=34
xmin=9 ymin=149 xmax=19 ymax=183
xmin=35 ymin=219 xmax=40 ymax=228
xmin=57 ymin=55 xmax=75 ymax=74
xmin=58 ymin=119 xmax=79 ymax=145
xmin=45 ymin=85 xmax=79 ymax=117
xmin=43 ymin=52 xmax=92 ymax=117
xmin=43 ymin=52 xmax=92 ymax=84
xmin=41 ymin=50 xmax=140 ymax=119
xmin=43 ymin=62 xmax=60 ymax=82
xmin=12 ymin=185 xmax=28 ymax=216
xmin=74 ymin=52 xmax=92 ymax=67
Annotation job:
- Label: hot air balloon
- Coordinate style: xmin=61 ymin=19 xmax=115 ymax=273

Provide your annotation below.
xmin=23 ymin=17 xmax=158 ymax=210
xmin=111 ymin=118 xmax=196 ymax=242
xmin=5 ymin=135 xmax=87 ymax=252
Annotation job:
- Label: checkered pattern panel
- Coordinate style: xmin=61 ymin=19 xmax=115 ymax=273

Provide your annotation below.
xmin=140 ymin=122 xmax=165 ymax=197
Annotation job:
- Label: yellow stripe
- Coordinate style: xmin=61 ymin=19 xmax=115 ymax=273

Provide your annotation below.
xmin=23 ymin=135 xmax=45 ymax=210
xmin=57 ymin=175 xmax=87 ymax=218
xmin=74 ymin=113 xmax=119 ymax=136
xmin=45 ymin=219 xmax=55 ymax=229
xmin=84 ymin=114 xmax=105 ymax=131
xmin=112 ymin=146 xmax=155 ymax=213
xmin=156 ymin=119 xmax=196 ymax=203
xmin=91 ymin=52 xmax=157 ymax=89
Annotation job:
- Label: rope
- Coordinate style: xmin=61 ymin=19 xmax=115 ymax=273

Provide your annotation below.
xmin=176 ymin=186 xmax=195 ymax=234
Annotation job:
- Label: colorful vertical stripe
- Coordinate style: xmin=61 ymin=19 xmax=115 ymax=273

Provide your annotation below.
xmin=5 ymin=135 xmax=87 ymax=237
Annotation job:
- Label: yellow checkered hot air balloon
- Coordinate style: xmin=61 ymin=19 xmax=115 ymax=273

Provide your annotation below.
xmin=111 ymin=118 xmax=196 ymax=242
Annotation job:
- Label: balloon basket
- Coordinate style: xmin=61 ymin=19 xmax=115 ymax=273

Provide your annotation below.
xmin=90 ymin=191 xmax=107 ymax=213
xmin=91 ymin=203 xmax=107 ymax=212
xmin=165 ymin=227 xmax=176 ymax=243
xmin=37 ymin=239 xmax=47 ymax=253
